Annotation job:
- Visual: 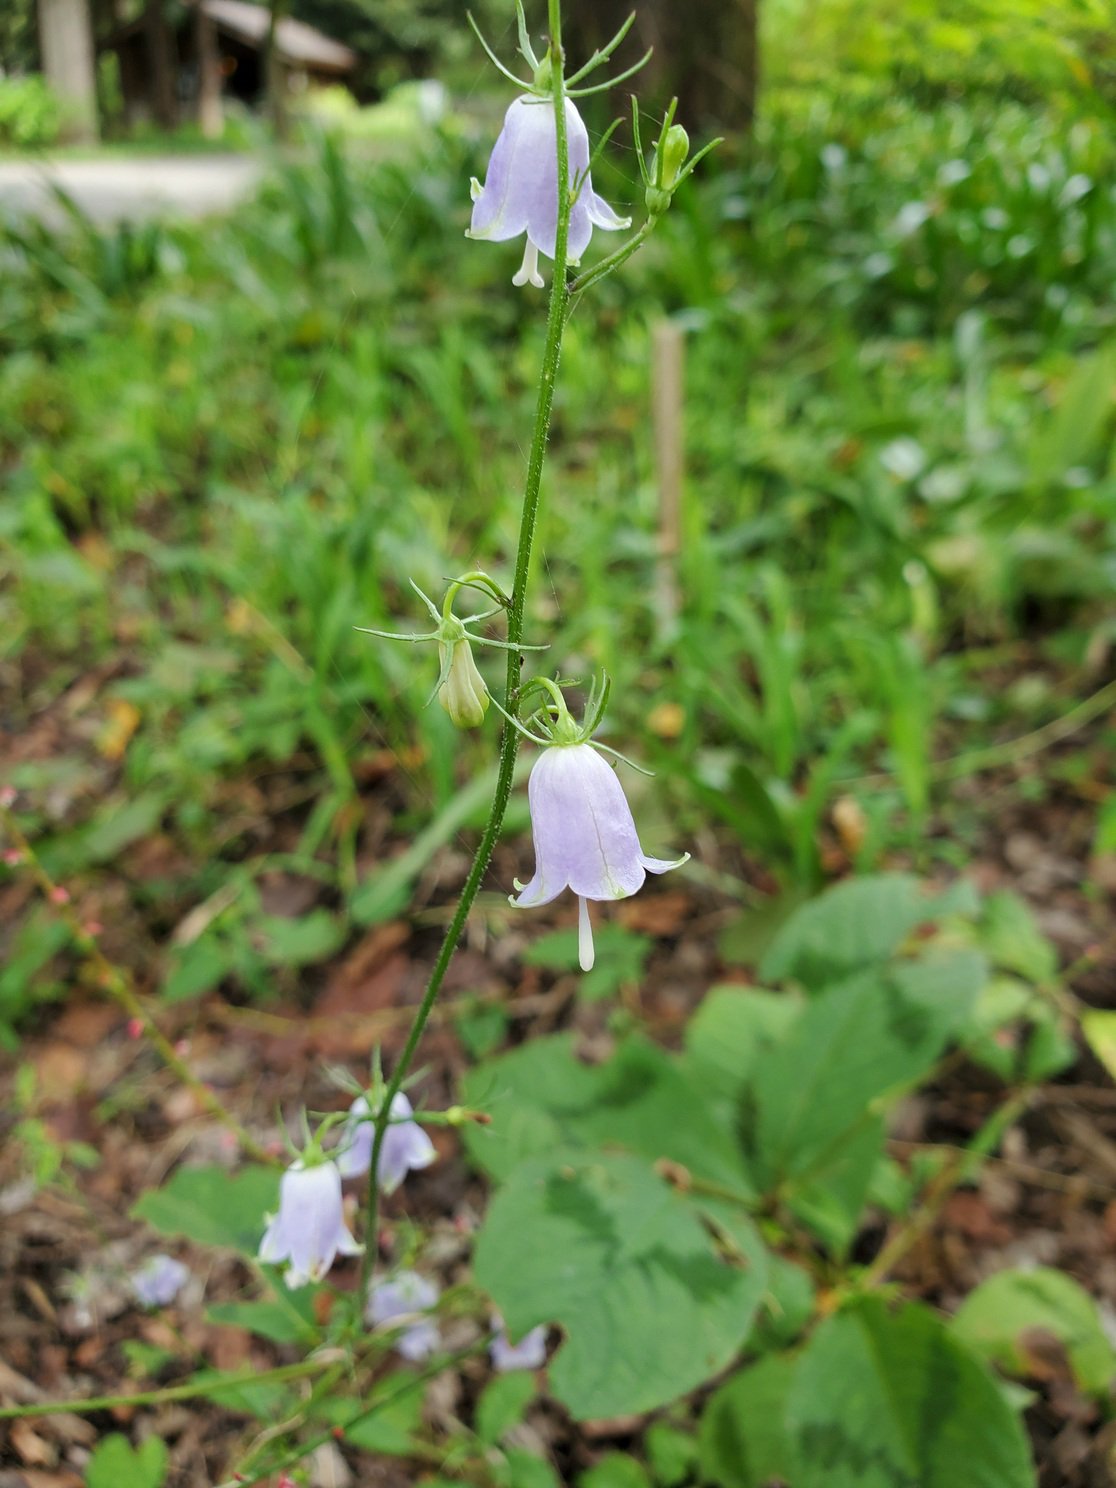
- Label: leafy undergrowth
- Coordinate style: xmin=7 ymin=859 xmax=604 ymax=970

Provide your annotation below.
xmin=1 ymin=49 xmax=1116 ymax=1488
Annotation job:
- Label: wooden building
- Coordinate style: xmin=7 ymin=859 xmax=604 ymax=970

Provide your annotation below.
xmin=102 ymin=0 xmax=357 ymax=134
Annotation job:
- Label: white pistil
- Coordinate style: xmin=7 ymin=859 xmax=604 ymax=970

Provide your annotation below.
xmin=512 ymin=240 xmax=545 ymax=289
xmin=578 ymin=895 xmax=595 ymax=972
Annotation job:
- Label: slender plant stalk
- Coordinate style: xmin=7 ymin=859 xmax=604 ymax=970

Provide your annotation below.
xmin=359 ymin=0 xmax=573 ymax=1296
xmin=0 ymin=1358 xmax=331 ymax=1422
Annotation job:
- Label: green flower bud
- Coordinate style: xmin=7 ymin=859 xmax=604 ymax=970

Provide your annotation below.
xmin=661 ymin=124 xmax=690 ymax=189
xmin=645 ymin=185 xmax=671 ymax=217
xmin=438 ymin=635 xmax=489 ymax=729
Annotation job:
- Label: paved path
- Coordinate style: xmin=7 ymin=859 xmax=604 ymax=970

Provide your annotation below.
xmin=0 ymin=155 xmax=263 ymax=225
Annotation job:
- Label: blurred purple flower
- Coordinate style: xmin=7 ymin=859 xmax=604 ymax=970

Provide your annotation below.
xmin=468 ymin=95 xmax=629 ymax=288
xmin=490 ymin=1320 xmax=548 ymax=1372
xmin=258 ymin=1159 xmax=361 ymax=1289
xmin=511 ymin=742 xmax=687 ymax=971
xmin=336 ymin=1091 xmax=436 ymax=1192
xmin=131 ymin=1254 xmax=189 ymax=1308
xmin=366 ymin=1270 xmax=441 ymax=1361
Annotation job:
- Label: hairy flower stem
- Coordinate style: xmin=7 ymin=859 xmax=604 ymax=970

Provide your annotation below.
xmin=359 ymin=0 xmax=572 ymax=1297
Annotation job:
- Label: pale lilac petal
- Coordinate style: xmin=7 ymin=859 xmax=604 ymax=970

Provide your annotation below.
xmin=131 ymin=1254 xmax=190 ymax=1308
xmin=641 ymin=852 xmax=690 ymax=874
xmin=336 ymin=1092 xmax=436 ymax=1191
xmin=490 ymin=1321 xmax=548 ymax=1372
xmin=469 ymin=95 xmax=628 ymax=266
xmin=367 ymin=1270 xmax=441 ymax=1360
xmin=257 ymin=1160 xmax=360 ymax=1289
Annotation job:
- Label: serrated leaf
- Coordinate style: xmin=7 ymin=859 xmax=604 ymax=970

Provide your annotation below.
xmin=981 ymin=892 xmax=1057 ymax=984
xmin=162 ymin=936 xmax=231 ymax=1004
xmin=698 ymin=1354 xmax=798 ymax=1488
xmin=953 ymin=1267 xmax=1116 ymax=1396
xmin=475 ymin=1371 xmax=537 ymax=1446
xmin=683 ymin=986 xmax=798 ymax=1110
xmin=760 ymin=873 xmax=978 ymax=986
xmin=474 ymin=1151 xmax=768 ymax=1420
xmin=85 ymin=1433 xmax=167 ymax=1488
xmin=786 ymin=1299 xmax=1035 ymax=1488
xmin=463 ymin=1034 xmax=755 ymax=1196
xmin=131 ymin=1164 xmax=279 ymax=1256
xmin=751 ymin=953 xmax=985 ymax=1187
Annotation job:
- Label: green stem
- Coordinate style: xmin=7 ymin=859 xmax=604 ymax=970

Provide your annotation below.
xmin=0 ymin=1359 xmax=329 ymax=1422
xmin=359 ymin=0 xmax=573 ymax=1297
xmin=568 ymin=216 xmax=657 ymax=298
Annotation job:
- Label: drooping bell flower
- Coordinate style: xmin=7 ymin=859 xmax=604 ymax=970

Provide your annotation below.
xmin=336 ymin=1090 xmax=436 ymax=1193
xmin=490 ymin=1318 xmax=548 ymax=1372
xmin=258 ymin=1159 xmax=361 ymax=1289
xmin=366 ymin=1270 xmax=441 ymax=1362
xmin=507 ymin=678 xmax=688 ymax=972
xmin=131 ymin=1254 xmax=190 ymax=1308
xmin=468 ymin=95 xmax=630 ymax=288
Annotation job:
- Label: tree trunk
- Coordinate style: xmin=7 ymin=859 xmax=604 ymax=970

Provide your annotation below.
xmin=195 ymin=5 xmax=223 ymax=139
xmin=37 ymin=0 xmax=99 ymax=142
xmin=143 ymin=0 xmax=177 ymax=130
xmin=564 ymin=0 xmax=760 ymax=133
xmin=263 ymin=0 xmax=291 ymax=139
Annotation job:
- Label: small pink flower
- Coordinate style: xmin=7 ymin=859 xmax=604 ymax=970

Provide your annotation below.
xmin=49 ymin=886 xmax=70 ymax=905
xmin=82 ymin=919 xmax=104 ymax=938
xmin=0 ymin=786 xmax=16 ymax=808
xmin=126 ymin=1017 xmax=144 ymax=1039
xmin=2 ymin=848 xmax=23 ymax=867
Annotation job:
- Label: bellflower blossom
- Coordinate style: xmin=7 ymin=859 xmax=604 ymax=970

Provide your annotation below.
xmin=468 ymin=95 xmax=630 ymax=288
xmin=131 ymin=1253 xmax=190 ymax=1308
xmin=511 ymin=733 xmax=688 ymax=973
xmin=490 ymin=1319 xmax=548 ymax=1372
xmin=336 ymin=1090 xmax=436 ymax=1193
xmin=366 ymin=1270 xmax=441 ymax=1362
xmin=258 ymin=1159 xmax=361 ymax=1289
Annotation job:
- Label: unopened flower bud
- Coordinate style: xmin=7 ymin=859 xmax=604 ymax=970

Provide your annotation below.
xmin=661 ymin=124 xmax=689 ymax=189
xmin=645 ymin=185 xmax=671 ymax=217
xmin=439 ymin=636 xmax=489 ymax=729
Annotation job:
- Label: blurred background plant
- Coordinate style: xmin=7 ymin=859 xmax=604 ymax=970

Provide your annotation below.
xmin=1 ymin=0 xmax=1115 ymax=1480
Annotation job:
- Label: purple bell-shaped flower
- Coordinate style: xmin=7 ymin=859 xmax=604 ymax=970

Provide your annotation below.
xmin=336 ymin=1091 xmax=436 ymax=1193
xmin=258 ymin=1159 xmax=361 ymax=1289
xmin=511 ymin=742 xmax=688 ymax=972
xmin=468 ymin=95 xmax=630 ymax=287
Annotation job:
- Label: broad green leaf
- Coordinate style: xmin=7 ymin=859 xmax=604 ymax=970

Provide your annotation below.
xmin=698 ymin=1354 xmax=798 ymax=1488
xmin=476 ymin=1371 xmax=537 ymax=1446
xmin=579 ymin=1453 xmax=653 ymax=1488
xmin=953 ymin=1268 xmax=1116 ymax=1396
xmin=683 ymin=986 xmax=799 ymax=1109
xmin=751 ymin=953 xmax=985 ymax=1186
xmin=474 ymin=1151 xmax=768 ymax=1420
xmin=788 ymin=1113 xmax=885 ymax=1254
xmin=192 ymin=1369 xmax=292 ymax=1418
xmin=786 ymin=1299 xmax=1035 ymax=1488
xmin=463 ymin=1034 xmax=755 ymax=1196
xmin=753 ymin=1255 xmax=816 ymax=1351
xmin=206 ymin=1290 xmax=318 ymax=1346
xmin=86 ymin=1433 xmax=167 ymax=1488
xmin=980 ymin=892 xmax=1057 ymax=984
xmin=82 ymin=791 xmax=168 ymax=865
xmin=760 ymin=873 xmax=978 ymax=986
xmin=644 ymin=1423 xmax=697 ymax=1487
xmin=506 ymin=1449 xmax=562 ymax=1488
xmin=131 ymin=1164 xmax=279 ymax=1256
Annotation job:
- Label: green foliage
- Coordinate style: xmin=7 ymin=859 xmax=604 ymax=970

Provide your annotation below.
xmin=473 ymin=1150 xmax=768 ymax=1419
xmin=85 ymin=1434 xmax=168 ymax=1488
xmin=0 ymin=75 xmax=61 ymax=150
xmin=953 ymin=1268 xmax=1116 ymax=1395
xmin=131 ymin=1164 xmax=279 ymax=1255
